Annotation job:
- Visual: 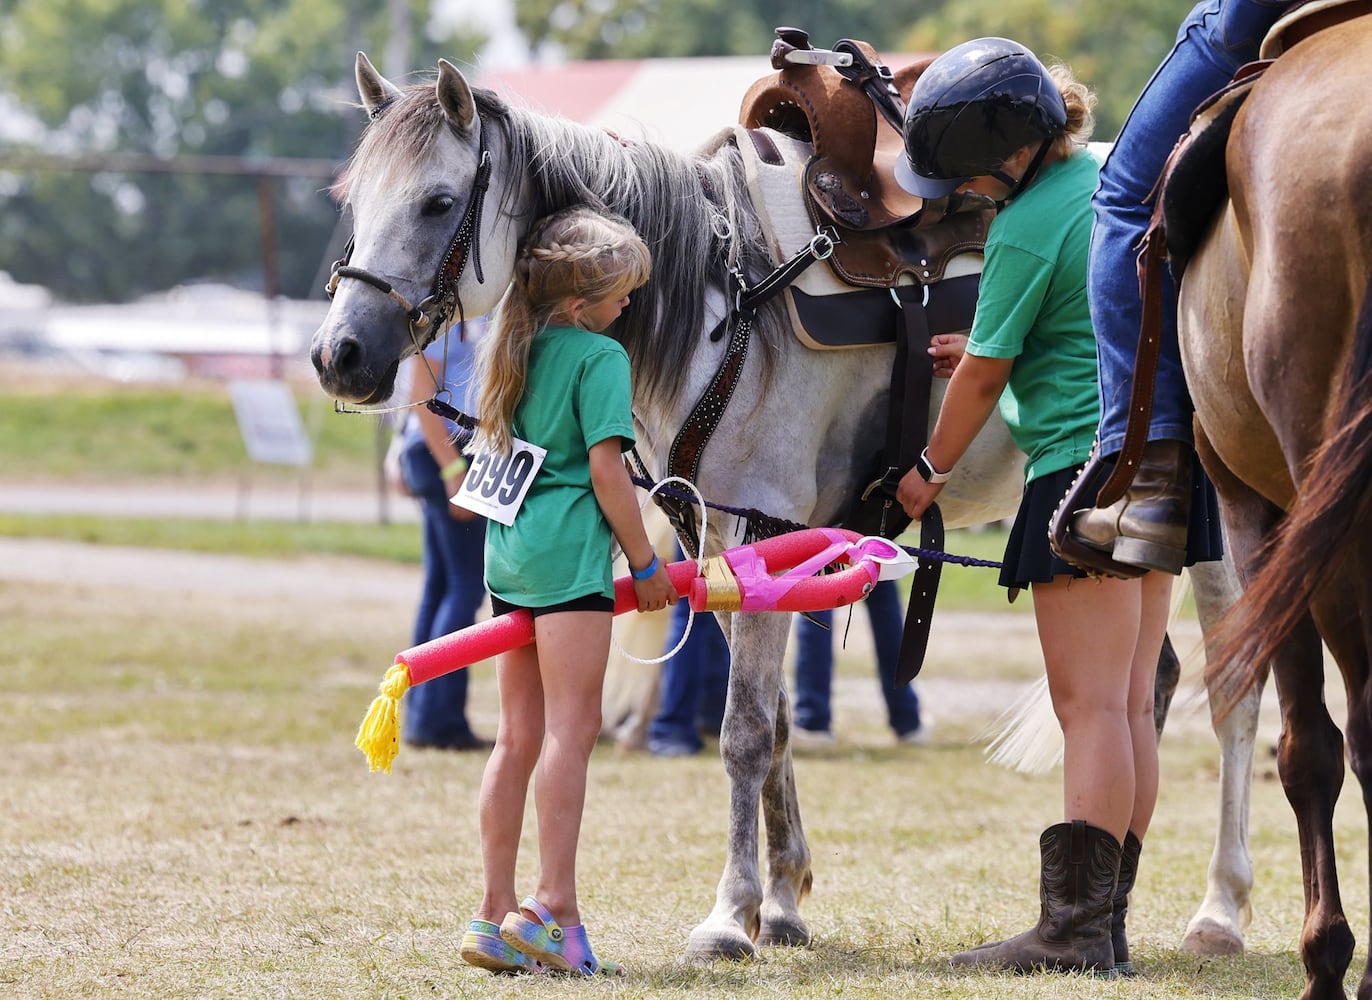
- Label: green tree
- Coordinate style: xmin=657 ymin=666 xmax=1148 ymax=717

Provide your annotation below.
xmin=0 ymin=0 xmax=483 ymax=303
xmin=899 ymin=0 xmax=1195 ymax=139
xmin=515 ymin=0 xmax=930 ymax=59
xmin=513 ymin=0 xmax=1196 ymax=142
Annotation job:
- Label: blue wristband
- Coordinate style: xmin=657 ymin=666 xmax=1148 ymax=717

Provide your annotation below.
xmin=630 ymin=554 xmax=659 ymax=580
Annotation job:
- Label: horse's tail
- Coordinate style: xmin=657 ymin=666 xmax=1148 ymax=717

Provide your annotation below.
xmin=980 ymin=677 xmax=1062 ymax=774
xmin=1205 ymin=270 xmax=1372 ymax=714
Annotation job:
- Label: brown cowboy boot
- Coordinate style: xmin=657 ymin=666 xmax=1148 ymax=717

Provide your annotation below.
xmin=1112 ymin=831 xmax=1143 ymax=976
xmin=951 ymin=820 xmax=1121 ymax=974
xmin=1059 ymin=439 xmax=1193 ymax=576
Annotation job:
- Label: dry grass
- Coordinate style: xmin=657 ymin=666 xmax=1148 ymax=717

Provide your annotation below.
xmin=2 ymin=553 xmax=1368 ymax=999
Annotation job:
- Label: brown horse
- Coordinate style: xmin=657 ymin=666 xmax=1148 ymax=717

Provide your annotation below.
xmin=1186 ymin=12 xmax=1372 ymax=999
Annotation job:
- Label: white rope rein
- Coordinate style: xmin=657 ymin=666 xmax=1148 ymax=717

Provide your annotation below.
xmin=613 ymin=476 xmax=707 ymax=665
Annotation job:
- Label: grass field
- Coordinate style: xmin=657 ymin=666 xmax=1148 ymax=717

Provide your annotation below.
xmin=0 ymin=373 xmax=1364 ymax=997
xmin=3 ymin=556 xmax=1366 ymax=999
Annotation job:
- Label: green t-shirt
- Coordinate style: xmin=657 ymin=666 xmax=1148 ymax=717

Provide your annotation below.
xmin=966 ymin=150 xmax=1102 ymax=483
xmin=483 ymin=325 xmax=636 ymax=607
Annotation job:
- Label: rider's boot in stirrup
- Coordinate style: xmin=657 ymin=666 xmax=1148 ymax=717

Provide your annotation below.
xmin=1058 ymin=439 xmax=1193 ymax=576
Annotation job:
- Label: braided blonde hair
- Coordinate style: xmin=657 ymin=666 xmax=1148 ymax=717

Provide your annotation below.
xmin=475 ymin=206 xmax=652 ymax=455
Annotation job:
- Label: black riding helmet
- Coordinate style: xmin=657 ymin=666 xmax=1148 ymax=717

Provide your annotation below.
xmin=895 ymin=37 xmax=1068 ymax=200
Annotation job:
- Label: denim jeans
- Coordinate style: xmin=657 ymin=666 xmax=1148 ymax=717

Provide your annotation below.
xmin=1090 ymin=0 xmax=1295 ymax=453
xmin=399 ymin=434 xmax=488 ymax=746
xmin=793 ymin=579 xmax=921 ymax=737
xmin=647 ymin=594 xmax=731 ymax=752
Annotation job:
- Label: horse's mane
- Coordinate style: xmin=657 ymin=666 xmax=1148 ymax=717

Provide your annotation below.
xmin=344 ymin=83 xmax=786 ymax=413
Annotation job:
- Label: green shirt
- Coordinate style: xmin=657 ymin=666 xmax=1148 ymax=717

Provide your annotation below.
xmin=966 ymin=150 xmax=1102 ymax=483
xmin=484 ymin=325 xmax=636 ymax=607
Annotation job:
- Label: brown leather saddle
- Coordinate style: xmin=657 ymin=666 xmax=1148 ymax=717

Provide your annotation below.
xmin=739 ymin=31 xmax=993 ymax=296
xmin=727 ymin=30 xmax=997 ymax=681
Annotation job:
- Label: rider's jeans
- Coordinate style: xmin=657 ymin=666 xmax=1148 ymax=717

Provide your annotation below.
xmin=1090 ymin=0 xmax=1295 ymax=454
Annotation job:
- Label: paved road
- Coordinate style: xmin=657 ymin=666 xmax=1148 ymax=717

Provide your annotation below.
xmin=0 ymin=478 xmax=422 ymax=607
xmin=0 ymin=480 xmax=417 ymax=524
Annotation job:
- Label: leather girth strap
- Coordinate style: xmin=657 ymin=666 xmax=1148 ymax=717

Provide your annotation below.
xmin=889 ymin=284 xmax=943 ymax=685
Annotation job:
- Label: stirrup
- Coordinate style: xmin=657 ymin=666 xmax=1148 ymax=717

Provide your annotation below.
xmin=1048 ymin=452 xmax=1147 ymax=579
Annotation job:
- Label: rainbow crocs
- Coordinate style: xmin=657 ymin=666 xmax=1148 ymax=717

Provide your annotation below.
xmin=459 ymin=918 xmax=544 ymax=975
xmin=499 ymin=896 xmax=624 ymax=977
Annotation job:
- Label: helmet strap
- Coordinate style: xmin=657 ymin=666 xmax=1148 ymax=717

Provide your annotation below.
xmin=995 ymin=136 xmax=1055 ymax=206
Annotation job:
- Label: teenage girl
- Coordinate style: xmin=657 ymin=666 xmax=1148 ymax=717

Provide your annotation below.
xmin=456 ymin=205 xmax=676 ymax=977
xmin=892 ymin=39 xmax=1210 ymax=975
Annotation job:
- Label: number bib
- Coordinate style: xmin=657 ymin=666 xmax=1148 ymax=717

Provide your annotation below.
xmin=451 ymin=437 xmax=547 ymax=526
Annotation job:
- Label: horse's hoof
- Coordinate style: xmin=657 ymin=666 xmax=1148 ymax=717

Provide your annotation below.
xmin=758 ymin=913 xmax=811 ymax=948
xmin=685 ymin=927 xmax=758 ymax=963
xmin=1180 ymin=916 xmax=1245 ymax=956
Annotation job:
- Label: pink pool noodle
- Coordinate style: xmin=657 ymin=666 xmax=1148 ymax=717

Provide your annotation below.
xmin=399 ymin=558 xmax=701 ymax=685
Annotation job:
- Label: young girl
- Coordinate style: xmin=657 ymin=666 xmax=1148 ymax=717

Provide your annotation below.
xmin=457 ymin=206 xmax=676 ymax=977
xmin=894 ymin=38 xmax=1215 ymax=976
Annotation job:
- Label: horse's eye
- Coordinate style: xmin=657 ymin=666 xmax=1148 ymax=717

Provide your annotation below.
xmin=421 ymin=194 xmax=455 ymax=217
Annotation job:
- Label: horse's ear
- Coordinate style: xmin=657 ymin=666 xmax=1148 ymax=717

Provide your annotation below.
xmin=436 ymin=59 xmax=477 ymax=132
xmin=356 ymin=51 xmax=402 ymax=117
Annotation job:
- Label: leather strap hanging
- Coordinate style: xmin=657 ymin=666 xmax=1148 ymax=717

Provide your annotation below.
xmin=888 ymin=283 xmax=943 ymax=685
xmin=1094 ymin=204 xmax=1168 ymax=507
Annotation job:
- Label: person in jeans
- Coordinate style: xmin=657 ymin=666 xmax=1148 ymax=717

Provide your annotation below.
xmin=1061 ymin=0 xmax=1295 ymax=577
xmin=397 ymin=321 xmax=491 ymax=751
xmin=791 ymin=579 xmax=925 ymax=745
xmin=646 ymin=547 xmax=731 ymax=757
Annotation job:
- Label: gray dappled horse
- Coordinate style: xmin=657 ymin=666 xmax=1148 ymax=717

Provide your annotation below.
xmin=311 ymin=53 xmax=1254 ymax=963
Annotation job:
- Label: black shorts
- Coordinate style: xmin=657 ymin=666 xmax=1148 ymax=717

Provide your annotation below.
xmin=997 ymin=454 xmax=1226 ymax=592
xmin=490 ymin=593 xmax=615 ymax=618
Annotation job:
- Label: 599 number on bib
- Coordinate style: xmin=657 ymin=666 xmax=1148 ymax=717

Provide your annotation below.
xmin=450 ymin=437 xmax=547 ymax=526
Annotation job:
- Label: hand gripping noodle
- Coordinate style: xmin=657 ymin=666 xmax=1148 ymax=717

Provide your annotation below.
xmin=354 ymin=528 xmax=914 ymax=771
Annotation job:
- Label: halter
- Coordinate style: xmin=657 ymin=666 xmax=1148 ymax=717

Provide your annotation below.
xmin=325 ymin=118 xmax=493 ymax=349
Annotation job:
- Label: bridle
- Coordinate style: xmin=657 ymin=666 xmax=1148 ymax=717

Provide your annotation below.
xmin=325 ymin=116 xmax=494 ymax=350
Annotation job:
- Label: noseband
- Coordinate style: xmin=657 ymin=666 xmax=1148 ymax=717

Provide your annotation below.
xmin=325 ymin=118 xmax=493 ymax=348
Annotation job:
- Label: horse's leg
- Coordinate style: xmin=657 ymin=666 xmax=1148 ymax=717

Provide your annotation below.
xmin=1343 ymin=674 xmax=1372 ymax=1000
xmin=686 ymin=611 xmax=794 ymax=961
xmin=1270 ymin=611 xmax=1354 ymax=1000
xmin=1181 ymin=555 xmax=1261 ymax=956
xmin=1196 ymin=437 xmax=1353 ymax=994
xmin=757 ymin=683 xmax=813 ymax=946
xmin=1308 ymin=581 xmax=1372 ymax=1000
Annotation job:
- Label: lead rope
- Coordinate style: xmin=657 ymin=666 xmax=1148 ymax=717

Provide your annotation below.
xmin=612 ymin=476 xmax=708 ymax=665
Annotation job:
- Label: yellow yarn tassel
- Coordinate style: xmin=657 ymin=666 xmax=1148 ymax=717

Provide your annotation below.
xmin=354 ymin=661 xmax=412 ymax=774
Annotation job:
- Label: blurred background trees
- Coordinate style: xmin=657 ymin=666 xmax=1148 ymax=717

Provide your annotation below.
xmin=0 ymin=0 xmax=483 ymax=302
xmin=0 ymin=0 xmax=1194 ymax=304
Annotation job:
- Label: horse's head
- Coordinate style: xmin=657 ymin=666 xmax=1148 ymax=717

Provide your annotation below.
xmin=311 ymin=53 xmax=522 ymax=403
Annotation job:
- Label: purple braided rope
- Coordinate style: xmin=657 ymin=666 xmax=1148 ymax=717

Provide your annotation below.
xmin=630 ymin=474 xmax=1003 ymax=570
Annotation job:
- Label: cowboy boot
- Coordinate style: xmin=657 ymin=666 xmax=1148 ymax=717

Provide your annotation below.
xmin=1112 ymin=831 xmax=1143 ymax=976
xmin=1058 ymin=439 xmax=1193 ymax=576
xmin=951 ymin=820 xmax=1121 ymax=974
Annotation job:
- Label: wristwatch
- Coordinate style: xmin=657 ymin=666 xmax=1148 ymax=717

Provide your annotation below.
xmin=914 ymin=447 xmax=953 ymax=484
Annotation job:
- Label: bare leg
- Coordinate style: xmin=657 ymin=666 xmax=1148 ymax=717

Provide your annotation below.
xmin=1032 ymin=573 xmax=1143 ymax=841
xmin=475 ymin=643 xmax=545 ymax=923
xmin=1126 ymin=570 xmax=1172 ymax=840
xmin=527 ymin=609 xmax=613 ymax=927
